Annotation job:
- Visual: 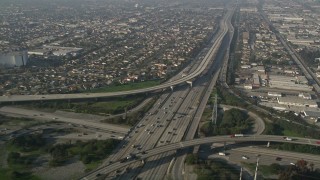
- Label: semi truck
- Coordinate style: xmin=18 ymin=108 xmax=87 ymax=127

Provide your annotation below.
xmin=283 ymin=137 xmax=292 ymax=141
xmin=230 ymin=134 xmax=244 ymax=138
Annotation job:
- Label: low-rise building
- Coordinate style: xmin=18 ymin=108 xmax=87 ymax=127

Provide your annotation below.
xmin=268 ymin=92 xmax=282 ymax=97
xmin=277 ymin=96 xmax=318 ymax=108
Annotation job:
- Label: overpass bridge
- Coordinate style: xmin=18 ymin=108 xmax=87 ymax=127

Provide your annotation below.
xmin=81 ymin=135 xmax=320 ymax=179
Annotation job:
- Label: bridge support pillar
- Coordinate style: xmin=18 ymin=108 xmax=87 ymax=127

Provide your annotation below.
xmin=267 ymin=141 xmax=270 ymax=148
xmin=186 ymin=81 xmax=193 ymax=88
xmin=123 ymin=107 xmax=127 ymax=120
xmin=170 ymin=86 xmax=174 ymax=92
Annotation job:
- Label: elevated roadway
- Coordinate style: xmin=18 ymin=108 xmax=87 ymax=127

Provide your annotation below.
xmin=80 ymin=8 xmax=234 ymax=180
xmin=170 ymin=7 xmax=236 ymax=180
xmin=81 ymin=135 xmax=320 ymax=179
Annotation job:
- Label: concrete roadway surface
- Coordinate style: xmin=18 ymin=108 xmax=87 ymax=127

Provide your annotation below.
xmin=0 ymin=106 xmax=129 ymax=135
xmin=0 ymin=122 xmax=122 ymax=143
xmin=79 ymin=6 xmax=232 ymax=179
xmin=80 ymin=8 xmax=234 ymax=180
xmin=204 ymin=146 xmax=320 ymax=179
xmin=170 ymin=7 xmax=235 ymax=180
xmin=80 ymin=135 xmax=320 ymax=179
xmin=112 ymin=8 xmax=235 ymax=180
xmin=228 ymin=146 xmax=320 ymax=169
xmin=170 ymin=103 xmax=266 ymax=180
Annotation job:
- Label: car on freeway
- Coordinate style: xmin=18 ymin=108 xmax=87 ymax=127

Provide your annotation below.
xmin=316 ymin=141 xmax=320 ymax=144
xmin=242 ymin=155 xmax=249 ymax=160
xmin=290 ymin=163 xmax=295 ymax=166
xmin=276 ymin=157 xmax=282 ymax=161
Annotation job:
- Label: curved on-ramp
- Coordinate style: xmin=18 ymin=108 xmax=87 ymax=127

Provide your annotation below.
xmin=80 ymin=135 xmax=320 ymax=179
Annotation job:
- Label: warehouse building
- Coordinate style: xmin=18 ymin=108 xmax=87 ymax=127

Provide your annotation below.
xmin=278 ymin=96 xmax=318 ymax=108
xmin=269 ymin=75 xmax=313 ymax=92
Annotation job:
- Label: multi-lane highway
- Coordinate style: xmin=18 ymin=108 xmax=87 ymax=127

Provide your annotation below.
xmin=81 ymin=135 xmax=320 ymax=179
xmin=78 ymin=7 xmax=234 ymax=180
xmin=170 ymin=7 xmax=236 ymax=180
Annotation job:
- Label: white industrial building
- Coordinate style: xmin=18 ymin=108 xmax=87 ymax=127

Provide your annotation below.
xmin=268 ymin=75 xmax=313 ymax=92
xmin=252 ymin=73 xmax=260 ymax=88
xmin=298 ymin=93 xmax=312 ymax=100
xmin=303 ymin=110 xmax=320 ymax=121
xmin=277 ymin=97 xmax=318 ymax=108
xmin=268 ymin=92 xmax=282 ymax=97
xmin=0 ymin=51 xmax=28 ymax=67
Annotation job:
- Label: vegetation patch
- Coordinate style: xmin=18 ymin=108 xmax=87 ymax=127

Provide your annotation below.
xmin=216 ymin=86 xmax=246 ymax=107
xmin=242 ymin=160 xmax=320 ymax=179
xmin=0 ymin=168 xmax=40 ymax=180
xmin=201 ymin=108 xmax=252 ymax=136
xmin=242 ymin=162 xmax=283 ymax=177
xmin=269 ymin=143 xmax=320 ymax=155
xmin=48 ymin=139 xmax=120 ymax=168
xmin=191 ymin=158 xmax=239 ymax=180
xmin=0 ymin=114 xmax=44 ymax=128
xmin=102 ymin=97 xmax=156 ymax=126
xmin=29 ymin=96 xmax=144 ymax=115
xmin=8 ymin=134 xmax=46 ymax=152
xmin=3 ymin=132 xmax=119 ymax=178
xmin=264 ymin=119 xmax=320 ymax=139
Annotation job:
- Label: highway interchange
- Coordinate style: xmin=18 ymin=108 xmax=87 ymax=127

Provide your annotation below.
xmin=2 ymin=3 xmax=320 ymax=180
xmin=79 ymin=7 xmax=284 ymax=180
xmin=81 ymin=135 xmax=320 ymax=179
xmin=78 ymin=7 xmax=236 ymax=180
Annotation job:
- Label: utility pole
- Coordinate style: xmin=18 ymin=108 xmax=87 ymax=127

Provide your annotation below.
xmin=254 ymin=157 xmax=259 ymax=180
xmin=123 ymin=107 xmax=127 ymax=120
xmin=211 ymin=94 xmax=218 ymax=125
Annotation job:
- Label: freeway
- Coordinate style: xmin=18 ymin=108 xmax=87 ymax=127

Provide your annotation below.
xmin=228 ymin=146 xmax=320 ymax=167
xmin=81 ymin=135 xmax=320 ymax=179
xmin=170 ymin=6 xmax=236 ymax=180
xmin=80 ymin=8 xmax=234 ymax=180
xmin=131 ymin=9 xmax=234 ymax=180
